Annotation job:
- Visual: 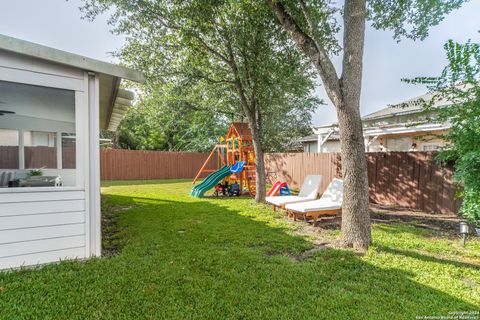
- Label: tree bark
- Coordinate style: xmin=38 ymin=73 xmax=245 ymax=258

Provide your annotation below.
xmin=267 ymin=0 xmax=371 ymax=250
xmin=250 ymin=124 xmax=267 ymax=202
xmin=338 ymin=0 xmax=371 ymax=249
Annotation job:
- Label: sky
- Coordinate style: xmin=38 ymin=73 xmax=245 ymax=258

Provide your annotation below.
xmin=1 ymin=0 xmax=480 ymax=127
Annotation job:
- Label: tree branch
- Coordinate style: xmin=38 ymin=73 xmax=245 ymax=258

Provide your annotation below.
xmin=192 ymin=35 xmax=231 ymax=65
xmin=298 ymin=0 xmax=322 ymax=52
xmin=224 ymin=38 xmax=254 ymax=117
xmin=143 ymin=3 xmax=180 ymax=30
xmin=266 ymin=0 xmax=342 ymax=107
xmin=190 ymin=69 xmax=235 ymax=85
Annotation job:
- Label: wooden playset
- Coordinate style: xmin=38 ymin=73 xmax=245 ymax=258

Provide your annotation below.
xmin=192 ymin=122 xmax=256 ymax=196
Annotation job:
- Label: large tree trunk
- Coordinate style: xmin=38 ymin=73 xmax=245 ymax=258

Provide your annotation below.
xmin=336 ymin=104 xmax=371 ymax=249
xmin=338 ymin=0 xmax=371 ymax=249
xmin=267 ymin=0 xmax=371 ymax=250
xmin=250 ymin=125 xmax=267 ymax=203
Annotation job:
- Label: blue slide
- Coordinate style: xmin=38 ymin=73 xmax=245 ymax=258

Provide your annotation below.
xmin=230 ymin=161 xmax=245 ymax=173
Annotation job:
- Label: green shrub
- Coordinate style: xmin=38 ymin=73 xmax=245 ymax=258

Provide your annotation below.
xmin=28 ymin=168 xmax=43 ymax=176
xmin=459 ymin=189 xmax=480 ymax=226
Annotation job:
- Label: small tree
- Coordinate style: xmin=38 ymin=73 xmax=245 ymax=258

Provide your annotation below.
xmin=408 ymin=39 xmax=480 ymax=226
xmin=266 ymin=0 xmax=466 ymax=250
xmin=81 ymin=0 xmax=319 ymax=202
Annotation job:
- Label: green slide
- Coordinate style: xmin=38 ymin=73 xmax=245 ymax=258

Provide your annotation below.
xmin=190 ymin=165 xmax=231 ymax=198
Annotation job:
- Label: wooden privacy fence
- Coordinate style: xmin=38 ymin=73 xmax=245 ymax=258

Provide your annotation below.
xmin=264 ymin=152 xmax=341 ymax=199
xmin=265 ymin=152 xmax=461 ymax=214
xmin=98 ymin=149 xmax=460 ymax=214
xmin=100 ymin=149 xmax=218 ymax=181
xmin=24 ymin=146 xmax=57 ymax=169
xmin=0 ymin=146 xmax=19 ymax=169
xmin=366 ymin=152 xmax=460 ymax=215
xmin=1 ymin=146 xmax=66 ymax=169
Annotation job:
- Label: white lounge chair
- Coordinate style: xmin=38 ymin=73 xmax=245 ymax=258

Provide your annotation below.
xmin=265 ymin=175 xmax=323 ymax=210
xmin=285 ymin=178 xmax=343 ymax=224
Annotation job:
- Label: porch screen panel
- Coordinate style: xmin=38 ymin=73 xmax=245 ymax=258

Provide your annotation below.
xmin=24 ymin=131 xmax=57 ymax=169
xmin=0 ymin=129 xmax=19 ymax=169
xmin=0 ymin=81 xmax=77 ymax=187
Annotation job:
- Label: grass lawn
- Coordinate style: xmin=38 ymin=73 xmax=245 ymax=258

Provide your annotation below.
xmin=1 ymin=180 xmax=479 ymax=319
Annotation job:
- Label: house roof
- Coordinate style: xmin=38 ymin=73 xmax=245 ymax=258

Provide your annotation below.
xmin=0 ymin=34 xmax=144 ymax=131
xmin=305 ymin=90 xmax=453 ymax=144
xmin=300 ymin=132 xmax=340 ymax=144
xmin=0 ymin=34 xmax=144 ymax=82
xmin=312 ymin=91 xmax=451 ymax=130
xmin=299 ymin=134 xmax=318 ymax=142
xmin=362 ymin=91 xmax=450 ymax=121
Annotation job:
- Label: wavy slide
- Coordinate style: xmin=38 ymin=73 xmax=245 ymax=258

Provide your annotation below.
xmin=267 ymin=181 xmax=287 ymax=197
xmin=190 ymin=165 xmax=232 ymax=198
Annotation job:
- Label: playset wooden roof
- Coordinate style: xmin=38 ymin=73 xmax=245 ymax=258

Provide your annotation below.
xmin=226 ymin=122 xmax=252 ymax=140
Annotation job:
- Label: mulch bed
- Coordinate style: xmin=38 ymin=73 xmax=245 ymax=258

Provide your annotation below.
xmin=369 ymin=204 xmax=461 ymax=236
xmin=309 ymin=204 xmax=462 ymax=237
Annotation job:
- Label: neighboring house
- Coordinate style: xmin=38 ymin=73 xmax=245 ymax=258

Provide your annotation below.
xmin=302 ymin=92 xmax=451 ymax=153
xmin=0 ymin=35 xmax=143 ymax=270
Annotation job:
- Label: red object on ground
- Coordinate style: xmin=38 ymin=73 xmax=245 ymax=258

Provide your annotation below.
xmin=267 ymin=181 xmax=287 ymax=197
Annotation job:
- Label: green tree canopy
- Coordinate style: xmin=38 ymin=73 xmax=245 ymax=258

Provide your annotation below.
xmin=115 ymin=84 xmax=229 ymax=152
xmin=81 ymin=0 xmax=320 ymax=201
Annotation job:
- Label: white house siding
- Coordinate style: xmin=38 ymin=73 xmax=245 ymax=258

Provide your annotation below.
xmin=368 ymin=139 xmax=381 ymax=152
xmin=302 ymin=140 xmax=341 ymax=153
xmin=368 ymin=137 xmax=410 ymax=152
xmin=368 ymin=136 xmax=445 ymax=152
xmin=367 ymin=137 xmax=412 ymax=152
xmin=417 ymin=138 xmax=446 ymax=151
xmin=386 ymin=137 xmax=411 ymax=151
xmin=321 ymin=141 xmax=341 ymax=153
xmin=0 ymin=129 xmax=18 ymax=146
xmin=0 ymin=189 xmax=87 ymax=269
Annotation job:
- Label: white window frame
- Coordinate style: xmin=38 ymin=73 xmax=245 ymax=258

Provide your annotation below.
xmin=422 ymin=144 xmax=440 ymax=151
xmin=0 ymin=65 xmax=88 ymax=193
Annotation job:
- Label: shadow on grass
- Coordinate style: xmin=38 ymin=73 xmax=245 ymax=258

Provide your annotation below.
xmin=376 ymin=245 xmax=480 ymax=270
xmin=0 ymin=191 xmax=477 ymax=319
xmin=372 ymin=221 xmax=453 ymax=240
xmin=102 ymin=179 xmax=193 ymax=187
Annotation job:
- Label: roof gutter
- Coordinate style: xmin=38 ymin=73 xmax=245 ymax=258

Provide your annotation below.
xmin=106 ymin=77 xmax=121 ymax=131
xmin=0 ymin=34 xmax=144 ymax=83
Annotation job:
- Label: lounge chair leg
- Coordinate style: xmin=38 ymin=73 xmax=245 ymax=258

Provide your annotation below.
xmin=273 ymin=205 xmax=276 ymax=212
